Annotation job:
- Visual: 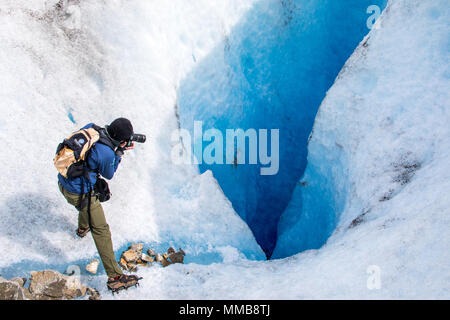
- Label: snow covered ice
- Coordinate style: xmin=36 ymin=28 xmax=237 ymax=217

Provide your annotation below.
xmin=0 ymin=0 xmax=449 ymax=299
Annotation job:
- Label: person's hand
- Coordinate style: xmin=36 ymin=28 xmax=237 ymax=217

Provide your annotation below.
xmin=119 ymin=141 xmax=135 ymax=150
xmin=116 ymin=141 xmax=134 ymax=157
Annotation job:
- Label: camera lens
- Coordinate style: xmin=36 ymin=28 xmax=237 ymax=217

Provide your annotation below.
xmin=132 ymin=134 xmax=146 ymax=143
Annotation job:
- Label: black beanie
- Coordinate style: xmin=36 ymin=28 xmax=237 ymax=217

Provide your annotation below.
xmin=107 ymin=118 xmax=133 ymax=142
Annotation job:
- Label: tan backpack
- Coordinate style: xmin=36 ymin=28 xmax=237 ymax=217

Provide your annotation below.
xmin=54 ymin=128 xmax=100 ymax=179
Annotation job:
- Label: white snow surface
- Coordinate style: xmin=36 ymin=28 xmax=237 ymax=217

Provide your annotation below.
xmin=0 ymin=0 xmax=448 ymax=299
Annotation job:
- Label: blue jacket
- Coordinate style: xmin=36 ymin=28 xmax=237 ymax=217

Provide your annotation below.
xmin=58 ymin=123 xmax=122 ymax=194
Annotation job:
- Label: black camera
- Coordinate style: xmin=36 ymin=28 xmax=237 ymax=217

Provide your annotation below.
xmin=126 ymin=133 xmax=146 ymax=147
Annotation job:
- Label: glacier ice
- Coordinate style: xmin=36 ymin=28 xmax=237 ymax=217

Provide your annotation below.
xmin=272 ymin=0 xmax=450 ymax=259
xmin=0 ymin=0 xmax=448 ymax=299
xmin=178 ymin=0 xmax=388 ymax=257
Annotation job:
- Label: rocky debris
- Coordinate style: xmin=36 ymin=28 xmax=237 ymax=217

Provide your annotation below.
xmin=119 ymin=247 xmax=143 ymax=272
xmin=167 ymin=247 xmax=186 ymax=264
xmin=122 ymin=249 xmax=140 ymax=264
xmin=0 ymin=277 xmax=26 ymax=300
xmin=141 ymin=253 xmax=155 ymax=263
xmin=29 ymin=270 xmax=87 ymax=300
xmin=86 ymin=259 xmax=99 ymax=274
xmin=129 ymin=243 xmax=144 ymax=256
xmin=155 ymin=253 xmax=171 ymax=267
xmin=9 ymin=277 xmax=27 ymax=287
xmin=158 ymin=247 xmax=186 ymax=266
xmin=118 ymin=244 xmax=186 ymax=271
xmin=86 ymin=287 xmax=101 ymax=300
xmin=0 ymin=270 xmax=101 ymax=300
xmin=155 ymin=248 xmax=185 ymax=267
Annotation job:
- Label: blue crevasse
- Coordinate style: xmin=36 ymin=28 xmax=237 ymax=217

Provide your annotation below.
xmin=178 ymin=0 xmax=387 ymax=258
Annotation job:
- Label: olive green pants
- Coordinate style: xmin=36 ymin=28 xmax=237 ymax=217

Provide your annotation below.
xmin=59 ymin=182 xmax=123 ymax=278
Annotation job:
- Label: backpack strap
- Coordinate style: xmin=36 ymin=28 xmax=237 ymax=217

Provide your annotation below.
xmin=73 ymin=124 xmax=116 ymax=229
xmin=91 ymin=124 xmax=116 ymax=151
xmin=81 ymin=124 xmax=115 ymax=229
xmin=76 ymin=166 xmax=93 ymax=231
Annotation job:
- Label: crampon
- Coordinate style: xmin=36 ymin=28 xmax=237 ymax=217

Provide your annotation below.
xmin=107 ymin=274 xmax=143 ymax=294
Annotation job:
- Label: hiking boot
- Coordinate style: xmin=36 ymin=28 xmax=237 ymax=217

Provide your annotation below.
xmin=107 ymin=274 xmax=142 ymax=293
xmin=76 ymin=227 xmax=90 ymax=238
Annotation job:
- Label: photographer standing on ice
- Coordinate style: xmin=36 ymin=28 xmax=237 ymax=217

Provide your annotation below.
xmin=55 ymin=118 xmax=145 ymax=293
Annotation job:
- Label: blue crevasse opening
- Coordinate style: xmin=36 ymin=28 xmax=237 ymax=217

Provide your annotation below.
xmin=178 ymin=0 xmax=387 ymax=258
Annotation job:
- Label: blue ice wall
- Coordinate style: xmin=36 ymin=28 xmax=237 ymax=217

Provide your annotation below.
xmin=271 ymin=141 xmax=349 ymax=258
xmin=178 ymin=0 xmax=387 ymax=258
